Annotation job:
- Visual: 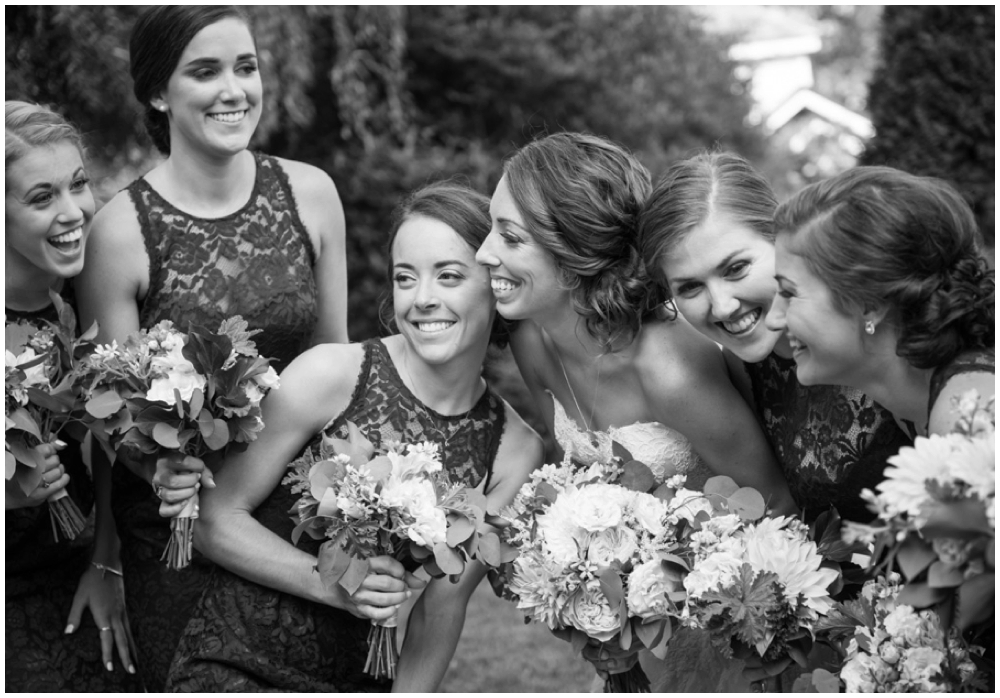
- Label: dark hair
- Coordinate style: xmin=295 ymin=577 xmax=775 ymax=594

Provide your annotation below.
xmin=129 ymin=5 xmax=251 ymax=154
xmin=774 ymin=166 xmax=994 ymax=370
xmin=503 ymin=132 xmax=657 ymax=351
xmin=379 ymin=181 xmax=512 ymax=348
xmin=639 ymin=150 xmax=777 ymax=296
xmin=6 ymin=100 xmax=86 ymax=172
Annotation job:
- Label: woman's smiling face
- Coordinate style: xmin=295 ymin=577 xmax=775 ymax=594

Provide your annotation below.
xmin=392 ymin=214 xmax=496 ymax=366
xmin=662 ymin=211 xmax=784 ymax=362
xmin=475 ymin=175 xmax=570 ymax=323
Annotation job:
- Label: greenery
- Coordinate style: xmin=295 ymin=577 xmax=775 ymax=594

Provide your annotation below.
xmin=861 ymin=5 xmax=995 ymax=245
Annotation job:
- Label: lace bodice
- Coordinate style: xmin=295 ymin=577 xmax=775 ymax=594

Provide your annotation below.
xmin=130 ymin=151 xmax=318 ymax=371
xmin=550 ymin=393 xmax=712 ymax=490
xmin=744 ymin=353 xmax=913 ymax=523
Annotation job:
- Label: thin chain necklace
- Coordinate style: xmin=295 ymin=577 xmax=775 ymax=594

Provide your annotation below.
xmin=553 ymin=343 xmax=605 ymax=447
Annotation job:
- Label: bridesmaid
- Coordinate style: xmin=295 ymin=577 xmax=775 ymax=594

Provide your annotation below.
xmin=76 ymin=6 xmax=348 ymax=691
xmin=5 ymin=100 xmax=140 ymax=690
xmin=767 ymin=165 xmax=994 ymax=436
xmin=166 ymin=182 xmax=542 ymax=691
xmin=637 ymin=151 xmax=915 ymax=690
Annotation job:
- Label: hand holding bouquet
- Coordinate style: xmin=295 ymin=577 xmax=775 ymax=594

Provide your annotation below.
xmin=283 ymin=422 xmax=482 ymax=680
xmin=79 ymin=317 xmax=278 ymax=569
xmin=5 ymin=293 xmax=95 ymax=539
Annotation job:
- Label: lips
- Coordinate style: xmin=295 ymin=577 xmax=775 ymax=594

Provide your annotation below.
xmin=490 ymin=276 xmax=519 ymax=300
xmin=718 ymin=308 xmax=761 ymax=336
xmin=413 ymin=321 xmax=455 ymax=334
xmin=787 ymin=334 xmax=807 ymax=356
xmin=48 ymin=226 xmax=84 ymax=252
xmin=209 ymin=110 xmax=247 ymax=124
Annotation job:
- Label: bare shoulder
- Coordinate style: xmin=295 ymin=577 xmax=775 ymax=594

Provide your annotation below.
xmin=273 ymin=156 xmax=339 ymax=205
xmin=928 ymin=370 xmax=996 ymax=436
xmin=90 ymin=188 xmax=144 ymax=251
xmin=635 ymin=315 xmax=727 ymax=394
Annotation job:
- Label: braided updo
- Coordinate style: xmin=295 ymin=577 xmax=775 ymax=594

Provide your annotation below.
xmin=503 ymin=132 xmax=661 ymax=351
xmin=774 ymin=166 xmax=994 ymax=370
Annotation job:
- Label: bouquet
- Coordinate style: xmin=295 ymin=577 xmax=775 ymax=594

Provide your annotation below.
xmin=5 ymin=293 xmax=96 ymax=539
xmin=814 ymin=574 xmax=983 ymax=692
xmin=491 ymin=447 xmax=771 ymax=693
xmin=283 ymin=422 xmax=485 ymax=680
xmin=680 ymin=498 xmax=841 ymax=675
xmin=842 ymin=390 xmax=994 ymax=638
xmin=79 ymin=317 xmax=278 ymax=569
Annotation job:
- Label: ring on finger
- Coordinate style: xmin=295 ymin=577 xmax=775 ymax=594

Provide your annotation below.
xmin=155 ymin=485 xmax=166 ymax=500
xmin=100 ymin=626 xmax=111 ymax=633
xmin=41 ymin=479 xmax=51 ymax=489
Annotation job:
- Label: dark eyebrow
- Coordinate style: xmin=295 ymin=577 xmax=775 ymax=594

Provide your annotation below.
xmin=393 ymin=260 xmax=471 ymax=270
xmin=183 ymin=52 xmax=257 ymax=69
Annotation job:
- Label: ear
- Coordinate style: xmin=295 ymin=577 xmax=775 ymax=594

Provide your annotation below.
xmin=862 ymin=304 xmax=890 ymax=331
xmin=150 ymin=96 xmax=168 ymax=113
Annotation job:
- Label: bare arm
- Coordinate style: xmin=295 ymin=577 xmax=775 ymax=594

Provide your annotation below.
xmin=280 ymin=158 xmax=349 ymax=345
xmin=393 ymin=402 xmax=543 ymax=691
xmin=648 ymin=324 xmax=795 ymax=514
xmin=928 ymin=371 xmax=995 ymax=436
xmin=191 ymin=344 xmax=406 ymax=616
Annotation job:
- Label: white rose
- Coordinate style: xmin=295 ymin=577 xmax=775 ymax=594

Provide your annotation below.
xmin=537 ymin=510 xmax=589 ymax=568
xmin=667 ymin=488 xmax=713 ymax=524
xmin=147 ymin=364 xmax=207 ymax=405
xmin=408 ymin=502 xmax=447 ymax=547
xmin=900 ymin=646 xmax=946 ymax=691
xmin=631 ymin=492 xmax=668 ymax=537
xmin=388 ymin=447 xmax=442 ymax=481
xmin=587 ymin=526 xmax=638 ymax=567
xmin=684 ymin=549 xmax=743 ymax=598
xmin=559 ymin=579 xmax=621 ymax=642
xmin=627 ymin=559 xmax=680 ymax=619
xmin=566 ymin=485 xmax=624 ymax=532
xmin=840 ymin=653 xmax=878 ymax=693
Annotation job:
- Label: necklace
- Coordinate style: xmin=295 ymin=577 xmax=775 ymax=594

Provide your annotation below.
xmin=553 ymin=343 xmax=605 ymax=446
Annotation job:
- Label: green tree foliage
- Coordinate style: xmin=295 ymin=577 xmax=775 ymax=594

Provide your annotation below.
xmin=861 ymin=6 xmax=995 ymax=245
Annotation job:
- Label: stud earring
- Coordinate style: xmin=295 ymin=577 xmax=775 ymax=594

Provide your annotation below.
xmin=865 ymin=320 xmax=875 ymax=335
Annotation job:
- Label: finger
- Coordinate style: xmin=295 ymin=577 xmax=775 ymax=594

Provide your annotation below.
xmin=112 ymin=620 xmax=134 ymax=673
xmin=157 ymin=484 xmax=200 ymax=504
xmin=360 ymin=574 xmax=407 ymax=594
xmin=64 ymin=582 xmax=86 ymax=635
xmin=403 ymin=572 xmax=428 ymax=590
xmin=35 ymin=442 xmax=57 ymax=458
xmin=99 ymin=625 xmax=115 ymax=671
xmin=158 ymin=499 xmax=195 ymax=519
xmin=354 ymin=602 xmax=402 ymax=622
xmin=200 ymin=468 xmax=216 ymax=489
xmin=122 ymin=607 xmax=139 ymax=675
xmin=367 ymin=556 xmax=405 ymax=577
xmin=352 ymin=588 xmax=411 ymax=609
xmin=159 ymin=471 xmax=203 ymax=490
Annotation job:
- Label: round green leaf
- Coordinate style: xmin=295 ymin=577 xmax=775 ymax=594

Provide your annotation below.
xmin=728 ymin=487 xmax=766 ymax=521
xmin=152 ymin=422 xmax=181 ymax=449
xmin=86 ymin=390 xmax=124 ymax=419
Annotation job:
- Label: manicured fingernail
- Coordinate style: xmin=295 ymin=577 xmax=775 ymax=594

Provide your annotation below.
xmin=54 ymin=439 xmax=67 ymax=448
xmin=129 ymin=665 xmax=136 ymax=674
xmin=106 ymin=662 xmax=114 ymax=671
xmin=64 ymin=624 xmax=74 ymax=634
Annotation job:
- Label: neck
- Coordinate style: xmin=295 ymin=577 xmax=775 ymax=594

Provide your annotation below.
xmin=5 ymin=258 xmax=60 ymax=311
xmin=852 ymin=357 xmax=934 ymax=429
xmin=160 ymin=144 xmax=254 ymax=211
xmin=395 ymin=338 xmax=487 ymax=415
xmin=537 ymin=310 xmax=612 ymax=366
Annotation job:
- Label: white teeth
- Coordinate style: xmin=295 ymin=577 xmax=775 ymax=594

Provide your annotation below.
xmin=49 ymin=228 xmax=83 ymax=245
xmin=491 ymin=279 xmax=517 ymax=293
xmin=721 ymin=308 xmax=760 ymax=335
xmin=209 ymin=111 xmax=246 ymax=123
xmin=416 ymin=322 xmax=453 ymax=333
xmin=788 ymin=336 xmax=806 ymax=353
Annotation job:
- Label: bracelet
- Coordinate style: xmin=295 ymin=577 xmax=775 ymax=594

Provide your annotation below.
xmin=90 ymin=561 xmax=124 ymax=579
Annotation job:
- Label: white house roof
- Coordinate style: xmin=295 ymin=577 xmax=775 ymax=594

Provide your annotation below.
xmin=765 ymin=89 xmax=875 ymax=139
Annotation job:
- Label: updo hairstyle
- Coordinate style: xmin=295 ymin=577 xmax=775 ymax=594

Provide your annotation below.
xmin=5 ymin=100 xmax=85 ymax=172
xmin=379 ymin=181 xmax=512 ymax=348
xmin=773 ymin=166 xmax=994 ymax=370
xmin=638 ymin=150 xmax=777 ymax=295
xmin=503 ymin=132 xmax=658 ymax=351
xmin=129 ymin=5 xmax=251 ymax=155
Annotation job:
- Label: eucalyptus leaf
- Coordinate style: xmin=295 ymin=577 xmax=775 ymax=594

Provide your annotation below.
xmin=926 ymin=560 xmax=965 ymax=588
xmin=598 ymin=568 xmax=624 ymax=607
xmin=86 ymin=390 xmax=124 ymax=419
xmin=728 ymin=487 xmax=766 ymax=521
xmin=620 ymin=460 xmax=656 ymax=493
xmin=5 ymin=451 xmax=17 ymax=480
xmin=896 ymin=536 xmax=936 ymax=580
xmin=633 ymin=618 xmax=665 ymax=650
xmin=152 ymin=422 xmax=181 ymax=449
xmin=9 ymin=407 xmax=42 ymax=440
xmin=338 ymin=554 xmax=370 ymax=595
xmin=203 ymin=419 xmax=230 ymax=450
xmin=703 ymin=475 xmax=739 ymax=498
xmin=957 ymin=573 xmax=995 ymax=631
xmin=477 ymin=530 xmax=502 ymax=567
xmin=896 ymin=581 xmax=948 ymax=608
xmin=433 ymin=542 xmax=465 ymax=575
xmin=446 ymin=514 xmax=476 ymax=546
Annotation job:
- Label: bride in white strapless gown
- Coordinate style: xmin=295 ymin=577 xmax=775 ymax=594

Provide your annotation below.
xmin=474 ymin=132 xmax=795 ymax=692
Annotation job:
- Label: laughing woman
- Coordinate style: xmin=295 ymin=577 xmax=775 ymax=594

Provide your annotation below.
xmin=75 ymin=6 xmax=349 ymax=690
xmin=5 ymin=100 xmax=141 ymax=691
xmin=766 ymin=166 xmax=994 ymax=437
xmin=166 ymin=183 xmax=541 ymax=691
xmin=475 ymin=133 xmax=795 ymax=691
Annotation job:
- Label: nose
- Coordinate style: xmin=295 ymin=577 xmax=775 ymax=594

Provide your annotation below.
xmin=706 ymin=282 xmax=740 ymax=320
xmin=56 ymin=191 xmax=85 ymax=224
xmin=220 ymin=70 xmax=246 ymax=103
xmin=413 ymin=278 xmax=439 ymax=310
xmin=475 ymin=229 xmax=500 ymax=268
xmin=764 ymin=292 xmax=787 ymax=331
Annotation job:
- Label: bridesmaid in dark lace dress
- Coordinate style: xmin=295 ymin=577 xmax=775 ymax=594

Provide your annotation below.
xmin=166 ymin=183 xmax=542 ymax=691
xmin=5 ymin=101 xmax=141 ymax=691
xmin=75 ymin=7 xmax=348 ymax=691
xmin=636 ymin=152 xmax=914 ymax=692
xmin=768 ymin=166 xmax=994 ymax=438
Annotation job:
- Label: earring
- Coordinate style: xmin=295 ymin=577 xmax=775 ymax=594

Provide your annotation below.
xmin=865 ymin=320 xmax=875 ymax=335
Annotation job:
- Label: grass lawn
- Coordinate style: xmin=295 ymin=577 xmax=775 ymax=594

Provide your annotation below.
xmin=438 ymin=579 xmax=594 ymax=693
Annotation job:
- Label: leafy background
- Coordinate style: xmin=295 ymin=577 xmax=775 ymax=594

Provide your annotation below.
xmin=6 ymin=5 xmax=993 ymax=691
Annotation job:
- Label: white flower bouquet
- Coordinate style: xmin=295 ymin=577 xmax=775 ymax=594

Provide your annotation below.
xmin=5 ymin=293 xmax=96 ymax=539
xmin=283 ymin=422 xmax=485 ymax=680
xmin=815 ymin=575 xmax=983 ymax=692
xmin=843 ymin=390 xmax=994 ymax=641
xmin=78 ymin=317 xmax=278 ymax=569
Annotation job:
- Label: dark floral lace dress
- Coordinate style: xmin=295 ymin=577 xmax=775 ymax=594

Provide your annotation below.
xmin=6 ymin=292 xmax=143 ymax=692
xmin=112 ymin=152 xmax=320 ymax=691
xmin=166 ymin=338 xmax=505 ymax=691
xmin=743 ymin=353 xmax=914 ymax=524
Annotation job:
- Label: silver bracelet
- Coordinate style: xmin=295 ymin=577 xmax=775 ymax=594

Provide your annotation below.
xmin=91 ymin=561 xmax=124 ymax=578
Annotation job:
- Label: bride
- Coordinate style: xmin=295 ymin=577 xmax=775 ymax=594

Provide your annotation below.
xmin=475 ymin=132 xmax=795 ymax=687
